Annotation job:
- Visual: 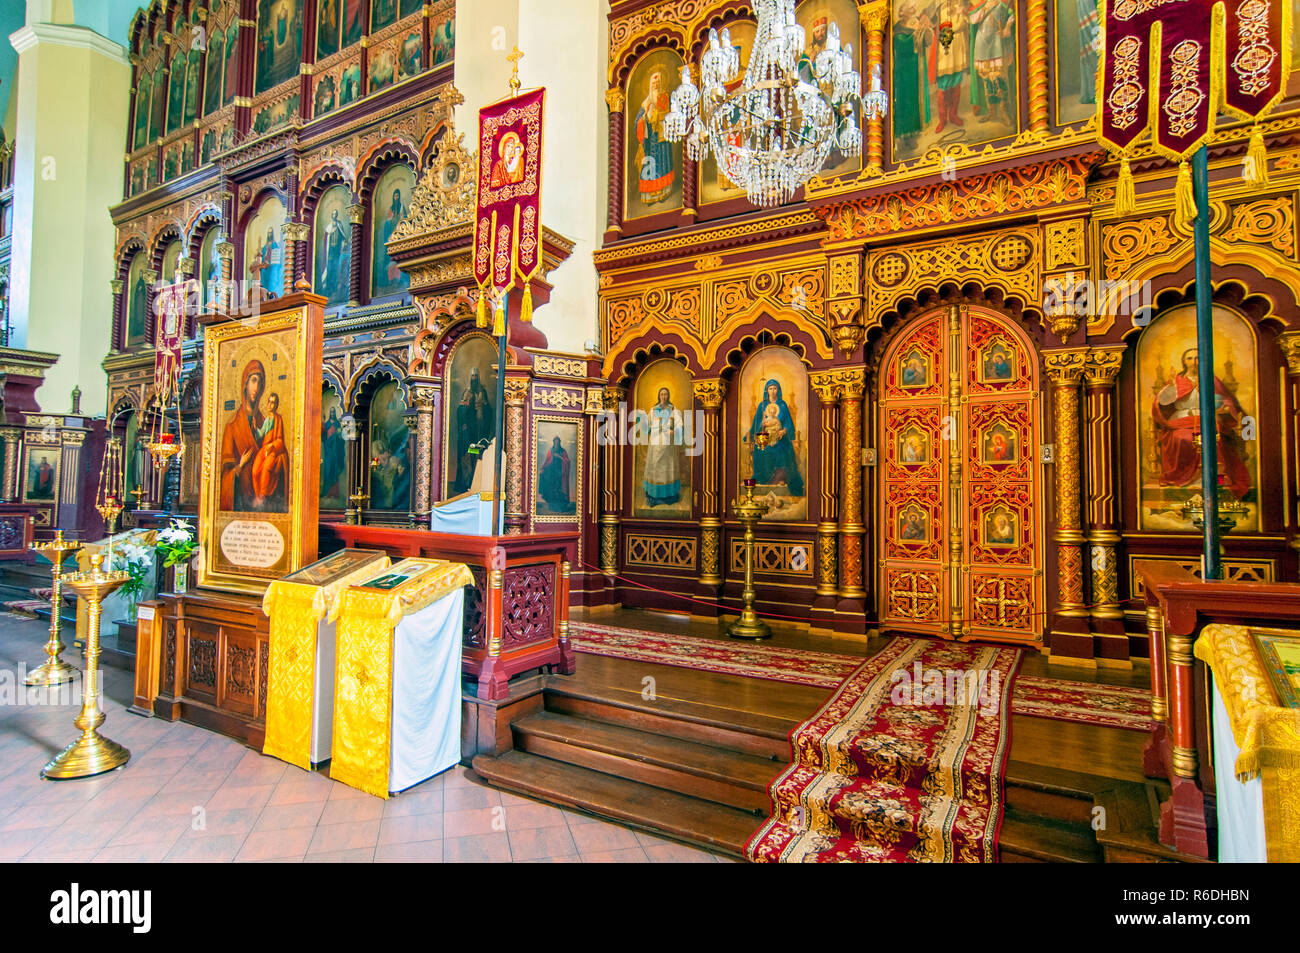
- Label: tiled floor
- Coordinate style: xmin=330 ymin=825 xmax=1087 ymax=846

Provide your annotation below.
xmin=0 ymin=614 xmax=729 ymax=863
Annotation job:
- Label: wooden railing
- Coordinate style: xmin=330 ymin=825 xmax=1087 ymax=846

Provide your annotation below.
xmin=1140 ymin=564 xmax=1300 ymax=859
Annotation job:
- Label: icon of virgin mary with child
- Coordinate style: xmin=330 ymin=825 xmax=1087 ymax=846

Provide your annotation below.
xmin=747 ymin=378 xmax=803 ymax=497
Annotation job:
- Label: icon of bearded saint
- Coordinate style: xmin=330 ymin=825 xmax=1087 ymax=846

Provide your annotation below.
xmin=489 ymin=131 xmax=526 ymax=188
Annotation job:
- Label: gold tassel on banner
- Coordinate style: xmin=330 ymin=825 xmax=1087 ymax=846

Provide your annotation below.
xmin=1174 ymin=161 xmax=1197 ymax=228
xmin=520 ymin=282 xmax=533 ymax=323
xmin=492 ymin=295 xmax=506 ymax=337
xmin=475 ymin=290 xmax=487 ymax=329
xmin=1245 ymin=125 xmax=1269 ymax=188
xmin=1115 ymin=155 xmax=1136 ymax=216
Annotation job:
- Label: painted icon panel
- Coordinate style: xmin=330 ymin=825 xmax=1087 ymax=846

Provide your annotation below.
xmin=370 ymin=163 xmax=414 ymax=298
xmin=1055 ymin=0 xmax=1100 ymax=124
xmin=889 ymin=0 xmax=1020 ymax=164
xmin=244 ymin=194 xmax=288 ymax=295
xmin=320 ymin=386 xmax=349 ymax=510
xmin=738 ymin=346 xmax=808 ymax=521
xmin=632 ymin=359 xmax=694 ymax=519
xmin=625 ymin=49 xmax=684 ymax=220
xmin=314 ymin=184 xmax=352 ymax=306
xmin=1137 ymin=304 xmax=1259 ymax=532
xmin=368 ymin=381 xmax=410 ymax=511
xmin=536 ymin=419 xmax=580 ymax=518
xmin=256 ymin=0 xmax=303 ymax=95
xmin=445 ymin=335 xmax=498 ymax=498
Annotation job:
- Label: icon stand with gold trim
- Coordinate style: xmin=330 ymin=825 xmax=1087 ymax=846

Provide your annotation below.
xmin=41 ymin=553 xmax=132 ymax=780
xmin=24 ymin=530 xmax=83 ymax=688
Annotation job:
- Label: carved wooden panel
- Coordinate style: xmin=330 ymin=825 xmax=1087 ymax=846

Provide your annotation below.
xmin=462 ymin=566 xmax=487 ymax=650
xmin=502 ymin=564 xmax=555 ymax=651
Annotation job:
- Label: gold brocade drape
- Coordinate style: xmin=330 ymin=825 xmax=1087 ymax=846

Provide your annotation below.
xmin=329 ymin=560 xmax=475 ymax=799
xmin=261 ymin=556 xmax=391 ymax=769
xmin=1195 ymin=624 xmax=1300 ymax=862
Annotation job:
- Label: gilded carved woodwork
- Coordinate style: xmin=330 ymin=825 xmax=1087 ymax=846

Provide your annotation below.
xmin=867 ymin=228 xmax=1040 ymax=330
xmin=626 ymin=534 xmax=696 ymax=571
xmin=728 ymin=539 xmax=815 ymax=576
xmin=1045 ymin=349 xmax=1089 ymax=618
xmin=1044 ymin=218 xmax=1088 ymax=271
xmin=836 ymin=367 xmax=867 ymax=601
xmin=1026 ymin=0 xmax=1049 ymax=134
xmin=1220 ymin=196 xmax=1297 ymax=260
xmin=1083 ymin=346 xmax=1126 ymax=622
xmin=821 ymin=155 xmax=1097 ymax=242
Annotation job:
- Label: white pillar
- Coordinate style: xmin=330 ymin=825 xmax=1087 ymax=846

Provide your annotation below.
xmin=8 ymin=18 xmax=128 ymax=416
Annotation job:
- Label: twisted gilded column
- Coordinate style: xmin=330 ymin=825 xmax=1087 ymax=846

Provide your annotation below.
xmin=504 ymin=377 xmax=529 ymax=536
xmin=346 ymin=203 xmax=365 ymax=307
xmin=837 ymin=368 xmax=867 ymax=602
xmin=1028 ymin=0 xmax=1049 ymax=134
xmin=604 ymin=88 xmax=625 ymax=240
xmin=600 ymin=385 xmax=625 ymax=574
xmin=860 ymin=1 xmax=888 ymax=175
xmin=217 ymin=239 xmax=234 ymax=313
xmin=284 ymin=222 xmax=311 ymax=294
xmin=693 ymin=379 xmax=726 ymax=588
xmin=1279 ymin=331 xmax=1300 ymax=565
xmin=109 ymin=279 xmax=125 ymax=351
xmin=1046 ymin=349 xmax=1090 ymax=620
xmin=1 ymin=429 xmax=21 ymax=502
xmin=809 ymin=372 xmax=843 ymax=601
xmin=410 ymin=383 xmax=437 ymax=528
xmin=1084 ymin=347 xmax=1126 ymax=625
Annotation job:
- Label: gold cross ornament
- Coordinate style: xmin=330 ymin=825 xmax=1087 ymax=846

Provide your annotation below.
xmin=507 ymin=46 xmax=523 ymax=94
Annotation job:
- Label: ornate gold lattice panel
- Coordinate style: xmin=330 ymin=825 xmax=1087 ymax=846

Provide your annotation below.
xmin=728 ymin=538 xmax=815 ymax=576
xmin=1129 ymin=555 xmax=1276 ymax=598
xmin=625 ymin=534 xmax=697 ymax=572
xmin=867 ymin=229 xmax=1040 ymax=329
xmin=1221 ymin=196 xmax=1296 ymax=260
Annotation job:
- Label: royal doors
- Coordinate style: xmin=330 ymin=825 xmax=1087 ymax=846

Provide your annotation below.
xmin=878 ymin=305 xmax=1043 ymax=644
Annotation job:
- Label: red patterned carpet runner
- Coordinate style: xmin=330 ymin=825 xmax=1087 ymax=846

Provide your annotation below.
xmin=569 ymin=621 xmax=1152 ymax=732
xmin=747 ymin=637 xmax=1021 ymax=862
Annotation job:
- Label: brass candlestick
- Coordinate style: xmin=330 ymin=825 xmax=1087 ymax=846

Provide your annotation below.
xmin=24 ymin=530 xmax=83 ymax=687
xmin=129 ymin=485 xmax=146 ymax=509
xmin=41 ymin=553 xmax=132 ymax=780
xmin=728 ymin=482 xmax=772 ymax=640
xmin=346 ymin=491 xmax=369 ymax=526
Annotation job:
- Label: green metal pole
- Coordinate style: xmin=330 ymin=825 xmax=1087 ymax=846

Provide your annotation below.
xmin=1191 ymin=145 xmax=1221 ymax=580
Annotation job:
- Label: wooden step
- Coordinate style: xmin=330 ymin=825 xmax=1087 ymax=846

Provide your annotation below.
xmin=998 ymin=809 xmax=1101 ymax=863
xmin=1004 ymin=759 xmax=1100 ymax=825
xmin=513 ymin=711 xmax=780 ymax=814
xmin=472 ymin=748 xmax=758 ymax=856
xmin=543 ymin=677 xmax=794 ymax=760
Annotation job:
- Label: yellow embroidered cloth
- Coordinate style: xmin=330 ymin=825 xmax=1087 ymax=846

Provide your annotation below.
xmin=329 ymin=558 xmax=475 ymax=799
xmin=260 ymin=551 xmax=391 ymax=770
xmin=1195 ymin=624 xmax=1300 ymax=862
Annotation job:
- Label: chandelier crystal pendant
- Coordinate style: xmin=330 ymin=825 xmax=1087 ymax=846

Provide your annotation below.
xmin=663 ymin=0 xmax=876 ymax=208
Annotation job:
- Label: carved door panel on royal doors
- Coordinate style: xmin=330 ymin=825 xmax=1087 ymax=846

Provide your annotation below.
xmin=878 ymin=306 xmax=1043 ymax=644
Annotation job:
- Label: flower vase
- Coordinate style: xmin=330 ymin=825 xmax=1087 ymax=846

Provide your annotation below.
xmin=125 ymin=596 xmax=139 ymax=623
xmin=174 ymin=560 xmax=189 ymax=595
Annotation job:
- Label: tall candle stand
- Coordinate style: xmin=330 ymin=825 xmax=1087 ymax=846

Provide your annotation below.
xmin=23 ymin=530 xmax=83 ymax=687
xmin=41 ymin=553 xmax=132 ymax=779
xmin=728 ymin=480 xmax=772 ymax=640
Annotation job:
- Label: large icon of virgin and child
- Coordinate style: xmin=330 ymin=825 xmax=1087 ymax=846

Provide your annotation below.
xmin=220 ymin=359 xmax=290 ymax=513
xmin=739 ymin=350 xmax=808 ymax=520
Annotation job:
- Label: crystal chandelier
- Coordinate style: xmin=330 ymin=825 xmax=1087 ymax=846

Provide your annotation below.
xmin=663 ymin=0 xmax=877 ymax=208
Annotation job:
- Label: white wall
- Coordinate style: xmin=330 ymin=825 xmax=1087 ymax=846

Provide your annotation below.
xmin=455 ymin=0 xmax=608 ymax=356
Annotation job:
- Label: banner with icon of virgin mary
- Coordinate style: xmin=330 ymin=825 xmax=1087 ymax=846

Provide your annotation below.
xmin=473 ymin=87 xmax=545 ymax=325
xmin=153 ymin=278 xmax=193 ymax=403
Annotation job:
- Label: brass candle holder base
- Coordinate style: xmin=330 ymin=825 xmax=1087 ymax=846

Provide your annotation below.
xmin=41 ymin=553 xmax=131 ymax=781
xmin=25 ymin=530 xmax=83 ymax=688
xmin=728 ymin=483 xmax=772 ymax=641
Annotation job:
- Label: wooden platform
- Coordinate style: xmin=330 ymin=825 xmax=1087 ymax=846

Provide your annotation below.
xmin=471 ymin=610 xmax=1203 ymax=863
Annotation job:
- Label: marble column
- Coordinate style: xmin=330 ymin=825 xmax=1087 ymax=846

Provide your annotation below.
xmin=600 ymin=385 xmax=625 ymax=575
xmin=1084 ymin=347 xmax=1126 ymax=632
xmin=1045 ymin=349 xmax=1090 ymax=632
xmin=346 ymin=203 xmax=365 ymax=307
xmin=693 ymin=379 xmax=726 ymax=590
xmin=809 ymin=372 xmax=843 ymax=604
xmin=504 ymin=377 xmax=529 ymax=535
xmin=860 ymin=1 xmax=888 ymax=175
xmin=410 ymin=382 xmax=437 ymax=529
xmin=837 ymin=368 xmax=867 ymax=604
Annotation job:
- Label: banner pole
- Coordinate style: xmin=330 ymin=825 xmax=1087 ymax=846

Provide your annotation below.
xmin=1191 ymin=144 xmax=1221 ymax=581
xmin=493 ymin=295 xmax=507 ymax=538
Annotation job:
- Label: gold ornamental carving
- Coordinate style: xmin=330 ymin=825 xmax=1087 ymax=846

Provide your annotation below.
xmin=1084 ymin=346 xmax=1126 ymax=386
xmin=1044 ymin=218 xmax=1087 ymax=270
xmin=692 ymin=378 xmax=726 ymax=409
xmin=867 ymin=229 xmax=1040 ymax=328
xmin=535 ymin=355 xmax=588 ymax=378
xmin=605 ymin=87 xmax=626 ymax=114
xmin=625 ymin=534 xmax=696 ymax=571
xmin=1278 ymin=330 xmax=1300 ymax=377
xmin=823 ymin=155 xmax=1096 ymax=242
xmin=1100 ymin=215 xmax=1178 ymax=281
xmin=533 ymin=386 xmax=585 ymax=410
xmin=504 ymin=378 xmax=529 ymax=406
xmin=389 ymin=133 xmax=476 ymax=245
xmin=1221 ymin=196 xmax=1296 ymax=260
